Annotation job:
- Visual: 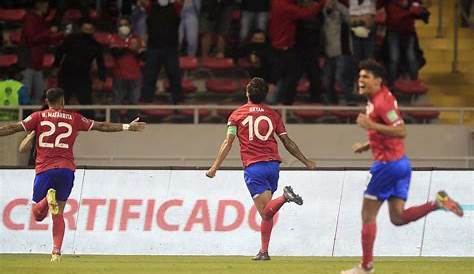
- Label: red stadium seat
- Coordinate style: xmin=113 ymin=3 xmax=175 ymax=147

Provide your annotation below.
xmin=46 ymin=9 xmax=98 ymax=22
xmin=296 ymin=78 xmax=310 ymax=95
xmin=42 ymin=54 xmax=55 ymax=69
xmin=375 ymin=9 xmax=386 ymax=24
xmin=201 ymin=57 xmax=235 ymax=70
xmin=47 ymin=77 xmax=58 ymax=89
xmin=331 ymin=110 xmax=360 ymax=123
xmin=394 ymin=79 xmax=428 ymax=95
xmin=8 ymin=30 xmax=22 ymax=45
xmin=179 ymin=56 xmax=199 ymax=71
xmin=0 ymin=54 xmax=18 ymax=68
xmin=0 ymin=9 xmax=26 ymax=22
xmin=142 ymin=108 xmax=173 ymax=119
xmin=404 ymin=104 xmax=440 ymax=123
xmin=205 ymin=78 xmax=240 ymax=94
xmin=163 ymin=79 xmax=197 ymax=94
xmin=238 ymin=58 xmax=258 ymax=70
xmin=178 ymin=108 xmax=211 ymax=118
xmin=292 ymin=103 xmax=326 ymax=120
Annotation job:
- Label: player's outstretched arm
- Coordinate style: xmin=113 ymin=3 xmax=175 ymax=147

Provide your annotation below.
xmin=19 ymin=131 xmax=36 ymax=152
xmin=0 ymin=122 xmax=24 ymax=137
xmin=92 ymin=117 xmax=146 ymax=132
xmin=206 ymin=127 xmax=236 ymax=178
xmin=356 ymin=113 xmax=407 ymax=138
xmin=278 ymin=134 xmax=315 ymax=169
xmin=352 ymin=141 xmax=370 ymax=154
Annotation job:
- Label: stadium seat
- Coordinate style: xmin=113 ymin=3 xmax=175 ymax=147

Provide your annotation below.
xmin=201 ymin=57 xmax=235 ymax=70
xmin=205 ymin=78 xmax=240 ymax=94
xmin=42 ymin=54 xmax=55 ymax=70
xmin=179 ymin=56 xmax=199 ymax=71
xmin=0 ymin=9 xmax=26 ymax=22
xmin=292 ymin=103 xmax=326 ymax=121
xmin=0 ymin=54 xmax=18 ymax=68
xmin=8 ymin=30 xmax=22 ymax=45
xmin=331 ymin=110 xmax=359 ymax=123
xmin=296 ymin=78 xmax=310 ymax=95
xmin=47 ymin=77 xmax=58 ymax=89
xmin=404 ymin=104 xmax=440 ymax=124
xmin=163 ymin=79 xmax=197 ymax=94
xmin=237 ymin=58 xmax=258 ymax=70
xmin=375 ymin=9 xmax=386 ymax=24
xmin=394 ymin=79 xmax=428 ymax=95
xmin=46 ymin=9 xmax=98 ymax=22
xmin=178 ymin=108 xmax=211 ymax=119
xmin=142 ymin=108 xmax=174 ymax=119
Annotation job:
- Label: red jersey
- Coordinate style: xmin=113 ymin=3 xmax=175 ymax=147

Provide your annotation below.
xmin=21 ymin=108 xmax=94 ymax=174
xmin=228 ymin=103 xmax=287 ymax=167
xmin=366 ymin=86 xmax=405 ymax=162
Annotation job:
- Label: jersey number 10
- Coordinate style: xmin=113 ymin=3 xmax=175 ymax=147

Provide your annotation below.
xmin=38 ymin=121 xmax=72 ymax=149
xmin=242 ymin=115 xmax=273 ymax=141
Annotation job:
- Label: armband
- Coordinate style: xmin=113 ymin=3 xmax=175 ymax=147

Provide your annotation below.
xmin=227 ymin=126 xmax=237 ymax=135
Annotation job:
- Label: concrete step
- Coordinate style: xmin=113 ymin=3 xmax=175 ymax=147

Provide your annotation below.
xmin=416 ymin=26 xmax=474 ymax=39
xmin=419 ymin=38 xmax=474 ymax=50
xmin=423 ymin=49 xmax=474 ymax=62
xmin=419 ymin=61 xmax=474 ymax=73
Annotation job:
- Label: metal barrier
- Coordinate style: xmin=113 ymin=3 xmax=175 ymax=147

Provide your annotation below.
xmin=1 ymin=105 xmax=473 ymax=125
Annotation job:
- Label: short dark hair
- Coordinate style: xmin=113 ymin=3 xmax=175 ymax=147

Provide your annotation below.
xmin=246 ymin=77 xmax=268 ymax=104
xmin=359 ymin=59 xmax=387 ymax=81
xmin=46 ymin=88 xmax=64 ymax=104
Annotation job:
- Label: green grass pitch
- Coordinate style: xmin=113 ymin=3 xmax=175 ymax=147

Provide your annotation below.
xmin=1 ymin=255 xmax=473 ymax=274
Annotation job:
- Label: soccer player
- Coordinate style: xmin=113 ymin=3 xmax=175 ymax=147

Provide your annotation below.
xmin=206 ymin=77 xmax=315 ymax=260
xmin=0 ymin=88 xmax=146 ymax=262
xmin=341 ymin=60 xmax=463 ymax=274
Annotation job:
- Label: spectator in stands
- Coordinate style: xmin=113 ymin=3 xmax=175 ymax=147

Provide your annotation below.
xmin=142 ymin=0 xmax=183 ymax=104
xmin=110 ymin=17 xmax=144 ymax=122
xmin=52 ymin=0 xmax=90 ymax=28
xmin=384 ymin=0 xmax=424 ymax=85
xmin=131 ymin=0 xmax=149 ymax=41
xmin=295 ymin=0 xmax=325 ymax=104
xmin=239 ymin=29 xmax=273 ymax=79
xmin=179 ymin=0 xmax=201 ymax=56
xmin=239 ymin=0 xmax=270 ymax=43
xmin=54 ymin=19 xmax=105 ymax=119
xmin=323 ymin=0 xmax=359 ymax=104
xmin=267 ymin=0 xmax=326 ymax=105
xmin=348 ymin=0 xmax=378 ymax=66
xmin=20 ymin=0 xmax=61 ymax=105
xmin=200 ymin=0 xmax=235 ymax=58
xmin=0 ymin=66 xmax=30 ymax=121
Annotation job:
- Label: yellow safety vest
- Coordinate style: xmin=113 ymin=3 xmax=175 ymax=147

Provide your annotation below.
xmin=0 ymin=80 xmax=21 ymax=121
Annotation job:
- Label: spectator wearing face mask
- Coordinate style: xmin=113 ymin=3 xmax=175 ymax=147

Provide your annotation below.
xmin=54 ymin=19 xmax=105 ymax=119
xmin=142 ymin=0 xmax=183 ymax=104
xmin=110 ymin=17 xmax=145 ymax=122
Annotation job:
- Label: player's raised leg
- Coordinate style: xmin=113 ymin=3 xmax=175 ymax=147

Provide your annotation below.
xmin=31 ymin=173 xmax=54 ymax=222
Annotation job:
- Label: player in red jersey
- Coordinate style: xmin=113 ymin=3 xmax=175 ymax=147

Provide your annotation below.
xmin=341 ymin=60 xmax=463 ymax=274
xmin=206 ymin=77 xmax=315 ymax=260
xmin=0 ymin=88 xmax=145 ymax=262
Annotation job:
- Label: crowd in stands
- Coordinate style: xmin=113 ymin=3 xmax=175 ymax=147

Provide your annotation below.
xmin=0 ymin=0 xmax=438 ymax=122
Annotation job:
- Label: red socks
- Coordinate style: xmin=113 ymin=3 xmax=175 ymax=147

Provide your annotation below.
xmin=361 ymin=222 xmax=376 ymax=270
xmin=259 ymin=195 xmax=287 ymax=252
xmin=52 ymin=214 xmax=65 ymax=254
xmin=32 ymin=198 xmax=49 ymax=221
xmin=400 ymin=202 xmax=437 ymax=225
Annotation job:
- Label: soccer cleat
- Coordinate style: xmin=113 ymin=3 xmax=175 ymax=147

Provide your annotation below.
xmin=436 ymin=191 xmax=464 ymax=217
xmin=50 ymin=253 xmax=61 ymax=263
xmin=341 ymin=265 xmax=374 ymax=274
xmin=283 ymin=186 xmax=303 ymax=205
xmin=46 ymin=189 xmax=59 ymax=216
xmin=251 ymin=251 xmax=271 ymax=261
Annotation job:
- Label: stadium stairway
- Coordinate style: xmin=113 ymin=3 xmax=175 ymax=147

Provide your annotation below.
xmin=416 ymin=0 xmax=474 ymax=125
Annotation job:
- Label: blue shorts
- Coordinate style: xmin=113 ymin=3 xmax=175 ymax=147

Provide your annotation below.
xmin=33 ymin=168 xmax=75 ymax=203
xmin=365 ymin=156 xmax=412 ymax=201
xmin=244 ymin=161 xmax=280 ymax=198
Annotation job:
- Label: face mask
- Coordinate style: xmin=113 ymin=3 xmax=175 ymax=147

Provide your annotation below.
xmin=119 ymin=25 xmax=131 ymax=36
xmin=158 ymin=0 xmax=169 ymax=6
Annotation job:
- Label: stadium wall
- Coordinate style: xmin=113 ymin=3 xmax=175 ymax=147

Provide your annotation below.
xmin=1 ymin=124 xmax=471 ymax=168
xmin=1 ymin=169 xmax=472 ymax=256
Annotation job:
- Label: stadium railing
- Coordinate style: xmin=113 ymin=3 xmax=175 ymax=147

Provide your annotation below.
xmin=1 ymin=105 xmax=473 ymax=125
